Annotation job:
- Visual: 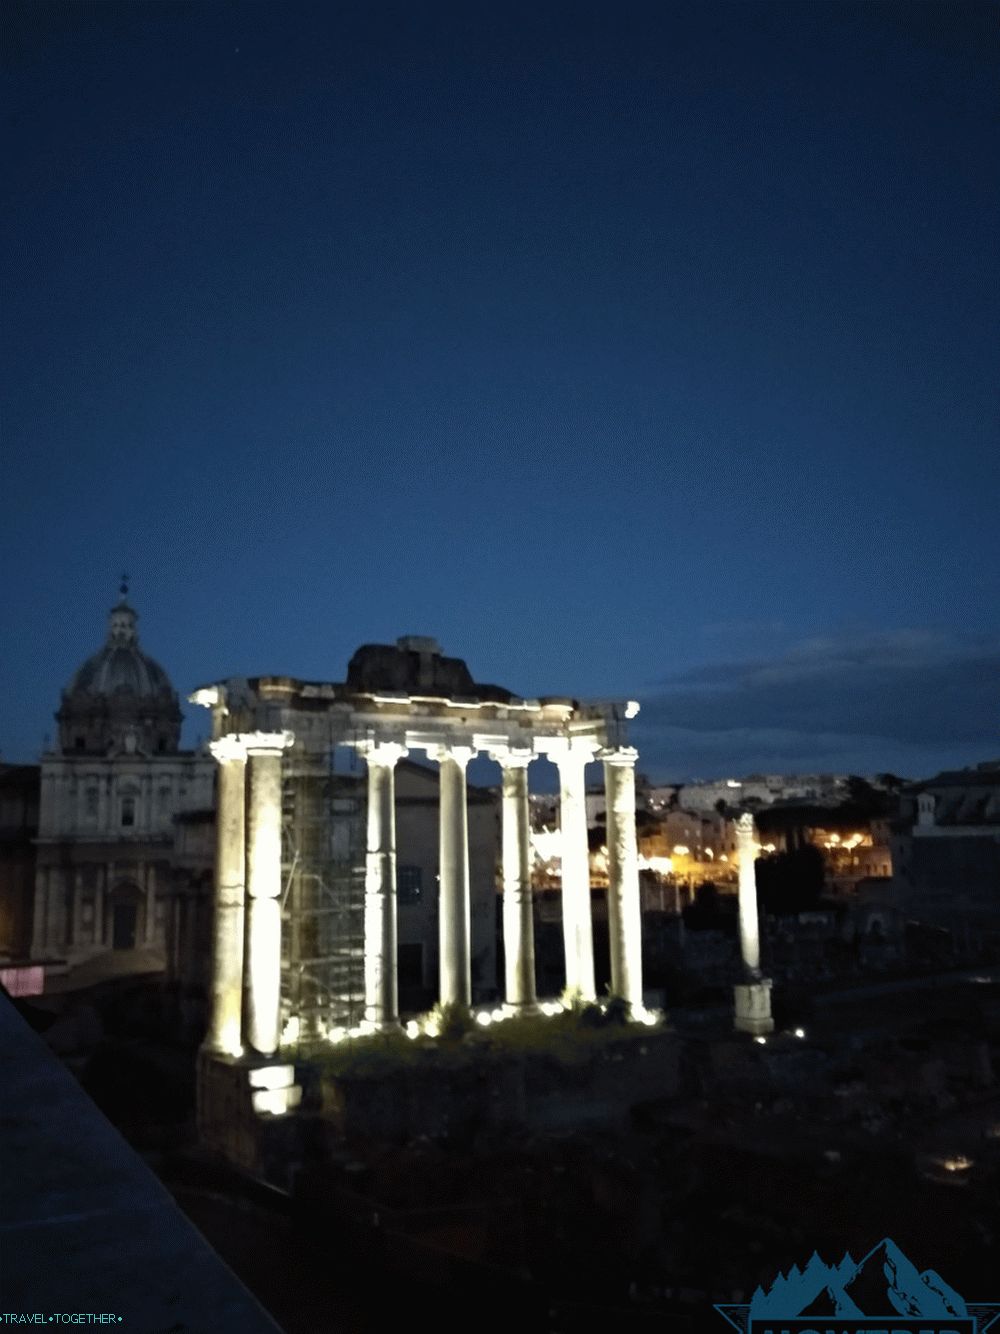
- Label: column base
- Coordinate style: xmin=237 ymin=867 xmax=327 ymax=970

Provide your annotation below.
xmin=734 ymin=979 xmax=774 ymax=1036
xmin=363 ymin=1016 xmax=402 ymax=1035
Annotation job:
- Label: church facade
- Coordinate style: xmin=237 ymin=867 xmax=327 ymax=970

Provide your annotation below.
xmin=32 ymin=591 xmax=213 ymax=967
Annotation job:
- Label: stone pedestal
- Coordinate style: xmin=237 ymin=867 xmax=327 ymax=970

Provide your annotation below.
xmin=734 ymin=979 xmax=774 ymax=1036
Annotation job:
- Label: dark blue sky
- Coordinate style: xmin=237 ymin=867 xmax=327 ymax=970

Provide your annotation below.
xmin=3 ymin=1 xmax=998 ymax=780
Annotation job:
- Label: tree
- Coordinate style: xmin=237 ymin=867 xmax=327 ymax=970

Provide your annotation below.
xmin=755 ymin=844 xmax=825 ymax=915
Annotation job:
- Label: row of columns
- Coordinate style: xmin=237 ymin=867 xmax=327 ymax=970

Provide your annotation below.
xmin=205 ymin=730 xmax=644 ymax=1061
xmin=360 ymin=738 xmax=645 ymax=1030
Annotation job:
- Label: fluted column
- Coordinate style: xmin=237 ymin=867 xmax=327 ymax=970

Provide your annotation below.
xmin=437 ymin=745 xmax=474 ymax=1008
xmin=603 ymin=747 xmax=644 ymax=1010
xmin=492 ymin=748 xmax=536 ymax=1009
xmin=206 ymin=735 xmax=248 ymax=1056
xmin=553 ymin=741 xmax=598 ymax=1001
xmin=360 ymin=740 xmax=407 ymax=1029
xmin=244 ymin=731 xmax=294 ymax=1057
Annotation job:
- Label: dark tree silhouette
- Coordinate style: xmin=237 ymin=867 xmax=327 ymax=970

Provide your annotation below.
xmin=755 ymin=844 xmax=825 ymax=915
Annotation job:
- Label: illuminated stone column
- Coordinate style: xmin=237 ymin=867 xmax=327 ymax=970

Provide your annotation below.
xmin=244 ymin=731 xmax=294 ymax=1057
xmin=360 ymin=740 xmax=407 ymax=1029
xmin=733 ymin=811 xmax=773 ymax=1035
xmin=603 ymin=747 xmax=644 ymax=1010
xmin=206 ymin=735 xmax=248 ymax=1056
xmin=736 ymin=812 xmax=761 ymax=973
xmin=553 ymin=742 xmax=598 ymax=1001
xmin=437 ymin=745 xmax=475 ymax=1009
xmin=492 ymin=748 xmax=537 ymax=1009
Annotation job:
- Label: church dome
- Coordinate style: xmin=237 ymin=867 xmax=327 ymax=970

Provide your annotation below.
xmin=57 ymin=590 xmax=182 ymax=756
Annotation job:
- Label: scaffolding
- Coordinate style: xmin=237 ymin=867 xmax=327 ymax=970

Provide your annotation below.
xmin=280 ymin=729 xmax=366 ymax=1048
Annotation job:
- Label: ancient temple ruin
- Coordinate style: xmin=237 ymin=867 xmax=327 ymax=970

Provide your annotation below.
xmin=191 ymin=636 xmax=645 ymax=1078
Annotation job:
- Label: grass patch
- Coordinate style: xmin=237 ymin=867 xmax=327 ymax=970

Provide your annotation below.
xmin=306 ymin=1003 xmax=665 ymax=1082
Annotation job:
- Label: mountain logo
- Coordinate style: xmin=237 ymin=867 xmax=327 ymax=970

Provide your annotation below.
xmin=715 ymin=1238 xmax=1000 ymax=1334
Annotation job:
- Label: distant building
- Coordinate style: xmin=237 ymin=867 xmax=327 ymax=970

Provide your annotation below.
xmin=890 ymin=761 xmax=1000 ymax=950
xmin=32 ymin=591 xmax=213 ymax=970
xmin=667 ymin=773 xmax=848 ymax=814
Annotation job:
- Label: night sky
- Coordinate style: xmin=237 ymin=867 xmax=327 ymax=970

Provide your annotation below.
xmin=3 ymin=1 xmax=997 ymax=781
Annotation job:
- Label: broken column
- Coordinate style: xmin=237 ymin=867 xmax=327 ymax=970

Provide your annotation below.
xmin=733 ymin=811 xmax=774 ymax=1036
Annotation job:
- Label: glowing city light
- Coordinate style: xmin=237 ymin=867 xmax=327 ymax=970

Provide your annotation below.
xmin=940 ymin=1155 xmax=973 ymax=1173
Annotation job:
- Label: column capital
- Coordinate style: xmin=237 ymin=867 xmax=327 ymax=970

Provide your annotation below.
xmin=243 ymin=730 xmax=295 ymax=756
xmin=735 ymin=811 xmax=756 ymax=843
xmin=430 ymin=744 xmax=476 ymax=768
xmin=357 ymin=739 xmax=408 ymax=767
xmin=209 ymin=735 xmax=248 ymax=764
xmin=544 ymin=737 xmax=600 ymax=770
xmin=599 ymin=746 xmax=639 ymax=768
xmin=489 ymin=746 xmax=534 ymax=769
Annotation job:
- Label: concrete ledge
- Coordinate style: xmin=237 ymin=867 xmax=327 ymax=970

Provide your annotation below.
xmin=0 ymin=997 xmax=280 ymax=1330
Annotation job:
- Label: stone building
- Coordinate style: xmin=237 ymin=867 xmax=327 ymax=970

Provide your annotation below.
xmin=32 ymin=590 xmax=213 ymax=970
xmin=890 ymin=761 xmax=1000 ymax=952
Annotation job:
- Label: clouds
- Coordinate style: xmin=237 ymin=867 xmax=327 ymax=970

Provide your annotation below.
xmin=634 ymin=629 xmax=1000 ymax=780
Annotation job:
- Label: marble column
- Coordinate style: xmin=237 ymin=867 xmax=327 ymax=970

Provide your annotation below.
xmin=733 ymin=811 xmax=773 ymax=1035
xmin=206 ymin=735 xmax=248 ymax=1056
xmin=361 ymin=740 xmax=407 ymax=1029
xmin=736 ymin=812 xmax=761 ymax=974
xmin=553 ymin=742 xmax=597 ymax=1001
xmin=603 ymin=747 xmax=644 ymax=1010
xmin=437 ymin=745 xmax=474 ymax=1008
xmin=245 ymin=731 xmax=294 ymax=1057
xmin=493 ymin=748 xmax=537 ymax=1009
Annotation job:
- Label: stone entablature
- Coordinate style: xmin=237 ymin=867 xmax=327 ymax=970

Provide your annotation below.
xmin=192 ymin=643 xmax=645 ymax=1063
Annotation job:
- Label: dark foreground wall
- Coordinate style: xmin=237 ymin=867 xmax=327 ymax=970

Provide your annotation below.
xmin=1 ymin=995 xmax=280 ymax=1332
